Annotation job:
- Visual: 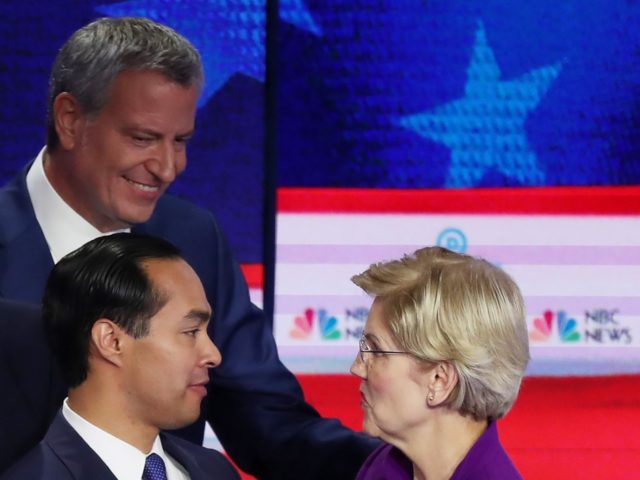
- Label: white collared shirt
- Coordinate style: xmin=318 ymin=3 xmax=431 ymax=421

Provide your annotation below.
xmin=25 ymin=147 xmax=128 ymax=263
xmin=62 ymin=399 xmax=189 ymax=480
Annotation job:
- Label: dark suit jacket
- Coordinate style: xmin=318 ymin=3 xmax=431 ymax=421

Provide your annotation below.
xmin=0 ymin=300 xmax=66 ymax=474
xmin=0 ymin=166 xmax=377 ymax=479
xmin=0 ymin=411 xmax=240 ymax=479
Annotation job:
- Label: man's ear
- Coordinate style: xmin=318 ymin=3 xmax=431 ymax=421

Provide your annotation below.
xmin=52 ymin=92 xmax=84 ymax=150
xmin=90 ymin=319 xmax=125 ymax=367
xmin=426 ymin=362 xmax=458 ymax=407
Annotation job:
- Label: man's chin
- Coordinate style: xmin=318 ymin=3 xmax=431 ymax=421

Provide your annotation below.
xmin=160 ymin=412 xmax=201 ymax=431
xmin=116 ymin=209 xmax=156 ymax=228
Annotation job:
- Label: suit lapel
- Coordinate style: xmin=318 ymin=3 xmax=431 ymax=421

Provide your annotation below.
xmin=161 ymin=434 xmax=208 ymax=480
xmin=46 ymin=412 xmax=117 ymax=480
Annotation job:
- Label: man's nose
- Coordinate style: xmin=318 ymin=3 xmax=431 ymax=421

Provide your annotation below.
xmin=149 ymin=141 xmax=182 ymax=183
xmin=201 ymin=333 xmax=222 ymax=369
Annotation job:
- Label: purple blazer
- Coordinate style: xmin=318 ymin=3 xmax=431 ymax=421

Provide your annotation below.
xmin=356 ymin=422 xmax=523 ymax=480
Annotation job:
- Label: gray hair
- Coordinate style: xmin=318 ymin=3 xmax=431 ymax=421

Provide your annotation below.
xmin=352 ymin=246 xmax=530 ymax=422
xmin=47 ymin=16 xmax=204 ymax=150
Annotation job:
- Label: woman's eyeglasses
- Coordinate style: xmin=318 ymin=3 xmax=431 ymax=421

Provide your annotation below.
xmin=358 ymin=335 xmax=408 ymax=363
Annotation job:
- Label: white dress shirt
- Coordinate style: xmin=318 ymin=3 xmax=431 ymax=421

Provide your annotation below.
xmin=25 ymin=147 xmax=128 ymax=263
xmin=63 ymin=399 xmax=189 ymax=480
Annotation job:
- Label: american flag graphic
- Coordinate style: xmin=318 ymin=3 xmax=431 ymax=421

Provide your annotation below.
xmin=274 ymin=187 xmax=640 ymax=375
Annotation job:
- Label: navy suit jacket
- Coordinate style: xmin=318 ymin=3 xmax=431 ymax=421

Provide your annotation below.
xmin=1 ymin=411 xmax=240 ymax=479
xmin=0 ymin=166 xmax=377 ymax=479
xmin=0 ymin=300 xmax=66 ymax=474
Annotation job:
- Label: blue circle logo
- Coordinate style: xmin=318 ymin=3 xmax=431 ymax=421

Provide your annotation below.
xmin=436 ymin=228 xmax=468 ymax=253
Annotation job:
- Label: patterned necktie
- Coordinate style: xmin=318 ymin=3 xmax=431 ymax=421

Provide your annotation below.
xmin=142 ymin=453 xmax=168 ymax=480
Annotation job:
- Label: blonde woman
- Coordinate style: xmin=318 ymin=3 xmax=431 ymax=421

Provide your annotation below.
xmin=351 ymin=247 xmax=528 ymax=480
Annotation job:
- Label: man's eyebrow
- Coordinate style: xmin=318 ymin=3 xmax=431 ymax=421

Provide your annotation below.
xmin=124 ymin=126 xmax=160 ymax=136
xmin=175 ymin=129 xmax=194 ymax=139
xmin=123 ymin=127 xmax=194 ymax=139
xmin=184 ymin=309 xmax=210 ymax=324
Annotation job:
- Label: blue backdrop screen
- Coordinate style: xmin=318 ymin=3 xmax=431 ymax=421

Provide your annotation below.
xmin=278 ymin=0 xmax=640 ymax=188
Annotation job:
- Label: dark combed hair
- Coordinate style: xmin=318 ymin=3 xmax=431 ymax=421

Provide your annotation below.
xmin=43 ymin=233 xmax=182 ymax=387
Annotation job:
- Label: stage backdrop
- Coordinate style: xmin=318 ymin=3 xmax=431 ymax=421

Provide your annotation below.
xmin=274 ymin=187 xmax=640 ymax=375
xmin=278 ymin=1 xmax=640 ymax=189
xmin=275 ymin=1 xmax=640 ymax=376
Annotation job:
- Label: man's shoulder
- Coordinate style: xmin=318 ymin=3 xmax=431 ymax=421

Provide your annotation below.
xmin=142 ymin=194 xmax=219 ymax=236
xmin=1 ymin=442 xmax=69 ymax=480
xmin=0 ymin=299 xmax=40 ymax=325
xmin=162 ymin=431 xmax=220 ymax=458
xmin=0 ymin=168 xmax=34 ymax=240
xmin=161 ymin=433 xmax=240 ymax=479
xmin=138 ymin=194 xmax=229 ymax=268
xmin=154 ymin=194 xmax=213 ymax=220
xmin=0 ymin=165 xmax=28 ymax=203
xmin=0 ymin=298 xmax=47 ymax=375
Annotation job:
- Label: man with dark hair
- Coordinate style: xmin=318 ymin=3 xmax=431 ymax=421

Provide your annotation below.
xmin=0 ymin=16 xmax=376 ymax=479
xmin=3 ymin=233 xmax=239 ymax=479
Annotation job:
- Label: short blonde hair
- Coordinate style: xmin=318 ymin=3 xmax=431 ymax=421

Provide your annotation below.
xmin=352 ymin=247 xmax=529 ymax=421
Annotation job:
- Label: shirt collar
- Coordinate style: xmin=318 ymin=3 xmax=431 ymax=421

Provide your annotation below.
xmin=62 ymin=398 xmax=166 ymax=480
xmin=26 ymin=147 xmax=128 ymax=263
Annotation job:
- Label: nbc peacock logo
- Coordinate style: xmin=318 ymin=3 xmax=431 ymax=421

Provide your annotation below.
xmin=290 ymin=308 xmax=314 ymax=339
xmin=529 ymin=310 xmax=581 ymax=342
xmin=529 ymin=310 xmax=553 ymax=341
xmin=318 ymin=309 xmax=341 ymax=340
xmin=289 ymin=308 xmax=342 ymax=340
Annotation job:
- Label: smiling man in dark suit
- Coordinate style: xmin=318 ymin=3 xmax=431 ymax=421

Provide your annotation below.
xmin=2 ymin=233 xmax=239 ymax=480
xmin=0 ymin=16 xmax=376 ymax=479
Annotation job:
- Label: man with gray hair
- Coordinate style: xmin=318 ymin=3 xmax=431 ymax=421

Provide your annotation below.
xmin=0 ymin=16 xmax=376 ymax=479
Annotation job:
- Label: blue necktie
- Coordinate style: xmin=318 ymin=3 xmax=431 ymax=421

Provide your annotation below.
xmin=143 ymin=453 xmax=167 ymax=480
